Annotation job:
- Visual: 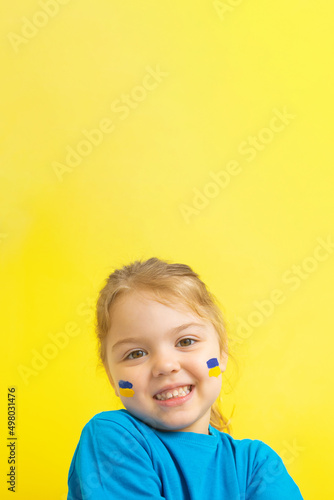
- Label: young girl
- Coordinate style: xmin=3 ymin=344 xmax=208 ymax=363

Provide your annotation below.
xmin=67 ymin=257 xmax=304 ymax=499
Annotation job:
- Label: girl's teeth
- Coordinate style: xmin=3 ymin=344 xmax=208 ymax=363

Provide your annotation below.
xmin=155 ymin=385 xmax=191 ymax=401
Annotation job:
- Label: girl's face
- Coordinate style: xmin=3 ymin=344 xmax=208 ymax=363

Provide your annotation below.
xmin=105 ymin=290 xmax=227 ymax=434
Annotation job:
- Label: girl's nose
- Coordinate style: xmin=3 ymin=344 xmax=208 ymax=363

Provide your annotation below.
xmin=151 ymin=352 xmax=181 ymax=377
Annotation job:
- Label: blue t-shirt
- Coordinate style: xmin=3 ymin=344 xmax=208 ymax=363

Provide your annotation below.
xmin=67 ymin=409 xmax=303 ymax=500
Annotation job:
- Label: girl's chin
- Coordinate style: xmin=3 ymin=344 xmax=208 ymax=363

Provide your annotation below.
xmin=127 ymin=411 xmax=194 ymax=432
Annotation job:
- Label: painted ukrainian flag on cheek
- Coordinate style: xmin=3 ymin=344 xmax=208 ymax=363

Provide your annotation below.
xmin=207 ymin=358 xmax=221 ymax=377
xmin=119 ymin=380 xmax=135 ymax=397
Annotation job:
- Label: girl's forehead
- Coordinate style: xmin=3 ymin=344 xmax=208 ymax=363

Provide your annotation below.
xmin=109 ymin=291 xmax=216 ymax=336
xmin=112 ymin=289 xmax=197 ymax=316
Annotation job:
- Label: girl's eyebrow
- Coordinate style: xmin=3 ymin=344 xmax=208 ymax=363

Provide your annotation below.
xmin=111 ymin=322 xmax=206 ymax=351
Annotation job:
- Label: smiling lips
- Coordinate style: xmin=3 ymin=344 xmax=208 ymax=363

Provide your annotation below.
xmin=154 ymin=385 xmax=192 ymax=401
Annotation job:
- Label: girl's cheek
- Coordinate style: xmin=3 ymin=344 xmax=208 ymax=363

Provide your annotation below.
xmin=206 ymin=358 xmax=221 ymax=377
xmin=118 ymin=380 xmax=135 ymax=397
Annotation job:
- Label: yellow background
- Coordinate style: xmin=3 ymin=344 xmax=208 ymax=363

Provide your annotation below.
xmin=1 ymin=1 xmax=333 ymax=498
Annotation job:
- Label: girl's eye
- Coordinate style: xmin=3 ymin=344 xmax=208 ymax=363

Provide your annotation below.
xmin=126 ymin=350 xmax=146 ymax=360
xmin=177 ymin=338 xmax=196 ymax=347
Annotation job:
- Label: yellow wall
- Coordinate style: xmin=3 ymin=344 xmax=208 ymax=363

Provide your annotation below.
xmin=1 ymin=1 xmax=333 ymax=498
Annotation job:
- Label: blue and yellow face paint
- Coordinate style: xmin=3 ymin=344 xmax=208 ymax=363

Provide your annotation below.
xmin=206 ymin=358 xmax=221 ymax=377
xmin=118 ymin=380 xmax=135 ymax=397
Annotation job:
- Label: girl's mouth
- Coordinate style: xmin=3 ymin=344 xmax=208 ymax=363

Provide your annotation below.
xmin=153 ymin=385 xmax=194 ymax=407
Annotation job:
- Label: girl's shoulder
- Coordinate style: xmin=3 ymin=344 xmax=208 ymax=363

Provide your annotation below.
xmin=78 ymin=409 xmax=159 ymax=453
xmin=83 ymin=408 xmax=154 ymax=435
xmin=85 ymin=409 xmax=138 ymax=427
xmin=211 ymin=425 xmax=268 ymax=448
xmin=211 ymin=425 xmax=283 ymax=466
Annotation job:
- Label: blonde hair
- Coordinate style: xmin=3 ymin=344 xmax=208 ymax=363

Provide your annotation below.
xmin=96 ymin=257 xmax=234 ymax=434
